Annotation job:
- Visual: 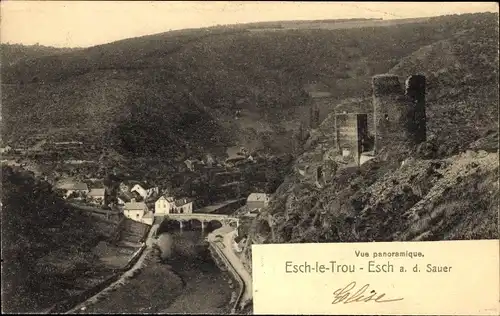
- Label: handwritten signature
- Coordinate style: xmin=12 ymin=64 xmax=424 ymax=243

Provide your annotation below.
xmin=332 ymin=281 xmax=404 ymax=304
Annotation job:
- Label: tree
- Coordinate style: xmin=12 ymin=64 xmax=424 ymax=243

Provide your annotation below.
xmin=1 ymin=166 xmax=72 ymax=312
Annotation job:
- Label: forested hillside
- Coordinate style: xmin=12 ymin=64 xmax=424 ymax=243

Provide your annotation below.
xmin=2 ymin=13 xmax=497 ymax=161
xmin=1 ymin=166 xmax=115 ymax=312
xmin=239 ymin=12 xmax=499 ymax=270
xmin=1 ymin=43 xmax=80 ymax=66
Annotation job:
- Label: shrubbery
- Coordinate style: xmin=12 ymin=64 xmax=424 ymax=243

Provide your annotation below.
xmin=1 ymin=165 xmax=103 ymax=312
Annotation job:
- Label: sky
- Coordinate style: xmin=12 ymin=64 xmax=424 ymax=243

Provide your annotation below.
xmin=1 ymin=1 xmax=498 ymax=48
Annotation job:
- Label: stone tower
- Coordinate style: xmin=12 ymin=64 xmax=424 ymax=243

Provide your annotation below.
xmin=405 ymin=74 xmax=427 ymax=145
xmin=372 ymin=74 xmax=410 ymax=154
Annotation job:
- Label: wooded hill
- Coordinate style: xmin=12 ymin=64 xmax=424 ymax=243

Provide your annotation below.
xmin=2 ymin=13 xmax=497 ymax=161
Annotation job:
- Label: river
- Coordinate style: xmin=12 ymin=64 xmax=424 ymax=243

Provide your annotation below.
xmin=73 ymin=227 xmax=234 ymax=314
xmin=155 ymin=228 xmax=234 ymax=314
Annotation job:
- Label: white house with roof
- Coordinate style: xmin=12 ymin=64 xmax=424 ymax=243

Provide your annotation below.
xmin=155 ymin=196 xmax=193 ymax=215
xmin=88 ymin=188 xmax=106 ymax=205
xmin=246 ymin=193 xmax=271 ymax=211
xmin=130 ymin=183 xmax=159 ymax=199
xmin=123 ymin=199 xmax=153 ymax=225
xmin=154 ymin=196 xmax=176 ymax=216
xmin=56 ymin=182 xmax=89 ymax=198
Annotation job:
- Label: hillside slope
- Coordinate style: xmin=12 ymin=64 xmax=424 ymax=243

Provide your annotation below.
xmin=240 ymin=13 xmax=499 ymax=271
xmin=2 ymin=13 xmax=497 ymax=160
xmin=1 ymin=165 xmax=120 ymax=312
xmin=1 ymin=43 xmax=81 ymax=67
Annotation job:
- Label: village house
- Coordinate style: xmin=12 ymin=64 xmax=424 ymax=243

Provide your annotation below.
xmin=56 ymin=182 xmax=90 ymax=198
xmin=88 ymin=188 xmax=106 ymax=205
xmin=130 ymin=183 xmax=159 ymax=200
xmin=154 ymin=196 xmax=194 ymax=215
xmin=173 ymin=198 xmax=193 ymax=214
xmin=246 ymin=193 xmax=271 ymax=211
xmin=154 ymin=195 xmax=176 ymax=216
xmin=123 ymin=199 xmax=153 ymax=225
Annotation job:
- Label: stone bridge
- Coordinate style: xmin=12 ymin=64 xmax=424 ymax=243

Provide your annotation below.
xmin=157 ymin=213 xmax=239 ymax=232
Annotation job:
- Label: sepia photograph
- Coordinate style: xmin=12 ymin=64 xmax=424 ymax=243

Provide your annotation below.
xmin=1 ymin=1 xmax=499 ymax=314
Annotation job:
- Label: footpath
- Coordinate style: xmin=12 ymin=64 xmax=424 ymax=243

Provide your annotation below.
xmin=65 ymin=223 xmax=159 ymax=313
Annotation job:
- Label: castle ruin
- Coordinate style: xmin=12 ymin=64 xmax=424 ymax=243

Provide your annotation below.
xmin=405 ymin=75 xmax=427 ymax=145
xmin=299 ymin=74 xmax=427 ymax=183
xmin=372 ymin=73 xmax=427 ymax=154
xmin=331 ymin=73 xmax=426 ymax=167
xmin=334 ymin=113 xmax=369 ymax=166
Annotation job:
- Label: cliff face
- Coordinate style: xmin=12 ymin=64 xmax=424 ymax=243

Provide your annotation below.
xmin=240 ymin=15 xmax=499 ymax=267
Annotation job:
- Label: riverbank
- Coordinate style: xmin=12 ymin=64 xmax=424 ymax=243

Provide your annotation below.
xmin=68 ymin=228 xmax=234 ymax=314
xmin=65 ymin=221 xmax=153 ymax=313
xmin=71 ymin=252 xmax=186 ymax=313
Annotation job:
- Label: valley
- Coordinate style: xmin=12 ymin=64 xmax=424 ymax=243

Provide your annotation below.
xmin=1 ymin=11 xmax=498 ymax=315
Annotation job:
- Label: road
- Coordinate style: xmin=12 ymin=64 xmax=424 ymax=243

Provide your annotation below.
xmin=208 ymin=226 xmax=253 ymax=310
xmin=222 ymin=230 xmax=253 ymax=310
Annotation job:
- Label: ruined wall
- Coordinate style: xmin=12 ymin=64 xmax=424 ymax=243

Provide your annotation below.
xmin=372 ymin=74 xmax=411 ymax=154
xmin=335 ymin=113 xmax=369 ymax=166
xmin=405 ymin=75 xmax=427 ymax=145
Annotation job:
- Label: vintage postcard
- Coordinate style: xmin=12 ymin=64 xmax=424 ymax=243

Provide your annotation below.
xmin=1 ymin=2 xmax=498 ymax=315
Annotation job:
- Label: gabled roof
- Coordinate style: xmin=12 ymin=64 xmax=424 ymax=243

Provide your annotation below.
xmin=174 ymin=198 xmax=191 ymax=207
xmin=130 ymin=181 xmax=156 ymax=190
xmin=247 ymin=193 xmax=270 ymax=202
xmin=57 ymin=182 xmax=89 ymax=191
xmin=124 ymin=202 xmax=147 ymax=210
xmin=156 ymin=195 xmax=175 ymax=202
xmin=88 ymin=188 xmax=106 ymax=196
